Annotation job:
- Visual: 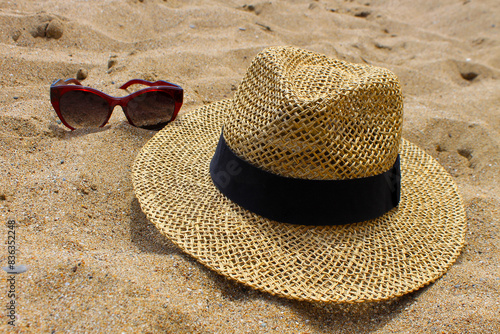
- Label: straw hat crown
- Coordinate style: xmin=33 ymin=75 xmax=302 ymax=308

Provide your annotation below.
xmin=223 ymin=46 xmax=404 ymax=180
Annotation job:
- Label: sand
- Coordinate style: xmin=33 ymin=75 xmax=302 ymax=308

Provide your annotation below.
xmin=0 ymin=0 xmax=498 ymax=332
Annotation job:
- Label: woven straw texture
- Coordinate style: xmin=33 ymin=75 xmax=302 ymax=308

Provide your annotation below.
xmin=133 ymin=101 xmax=466 ymax=303
xmin=224 ymin=47 xmax=403 ymax=180
xmin=132 ymin=47 xmax=466 ymax=303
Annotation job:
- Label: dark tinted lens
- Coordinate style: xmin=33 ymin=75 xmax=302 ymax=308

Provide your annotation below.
xmin=59 ymin=91 xmax=110 ymax=128
xmin=127 ymin=91 xmax=175 ymax=128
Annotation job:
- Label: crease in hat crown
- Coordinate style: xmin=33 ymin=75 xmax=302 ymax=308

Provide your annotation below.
xmin=222 ymin=46 xmax=404 ymax=180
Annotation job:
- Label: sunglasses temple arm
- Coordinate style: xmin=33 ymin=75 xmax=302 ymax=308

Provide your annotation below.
xmin=119 ymin=79 xmax=182 ymax=90
xmin=52 ymin=78 xmax=83 ymax=86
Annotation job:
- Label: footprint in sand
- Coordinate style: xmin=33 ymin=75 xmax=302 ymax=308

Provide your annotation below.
xmin=451 ymin=59 xmax=493 ymax=83
xmin=428 ymin=119 xmax=499 ymax=172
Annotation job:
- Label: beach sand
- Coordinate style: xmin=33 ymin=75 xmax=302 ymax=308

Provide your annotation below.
xmin=0 ymin=0 xmax=499 ymax=332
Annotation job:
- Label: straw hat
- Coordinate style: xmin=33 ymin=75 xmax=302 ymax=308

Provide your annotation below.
xmin=132 ymin=46 xmax=466 ymax=303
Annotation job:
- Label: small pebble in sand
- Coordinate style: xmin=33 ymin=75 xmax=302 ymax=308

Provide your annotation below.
xmin=461 ymin=72 xmax=478 ymax=81
xmin=76 ymin=68 xmax=88 ymax=80
xmin=354 ymin=11 xmax=371 ymax=18
xmin=31 ymin=22 xmax=48 ymax=38
xmin=108 ymin=59 xmax=117 ymax=69
xmin=108 ymin=56 xmax=118 ymax=69
xmin=11 ymin=30 xmax=21 ymax=41
xmin=46 ymin=19 xmax=64 ymax=39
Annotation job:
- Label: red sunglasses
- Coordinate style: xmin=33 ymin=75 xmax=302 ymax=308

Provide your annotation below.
xmin=50 ymin=78 xmax=183 ymax=130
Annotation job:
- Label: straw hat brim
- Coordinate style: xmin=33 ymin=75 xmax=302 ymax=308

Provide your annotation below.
xmin=132 ymin=99 xmax=466 ymax=303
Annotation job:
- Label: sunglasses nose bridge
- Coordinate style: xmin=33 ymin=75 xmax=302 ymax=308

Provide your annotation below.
xmin=108 ymin=97 xmax=124 ymax=108
xmin=114 ymin=96 xmax=131 ymax=109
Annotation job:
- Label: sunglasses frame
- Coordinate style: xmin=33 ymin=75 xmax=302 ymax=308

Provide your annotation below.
xmin=50 ymin=78 xmax=184 ymax=130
